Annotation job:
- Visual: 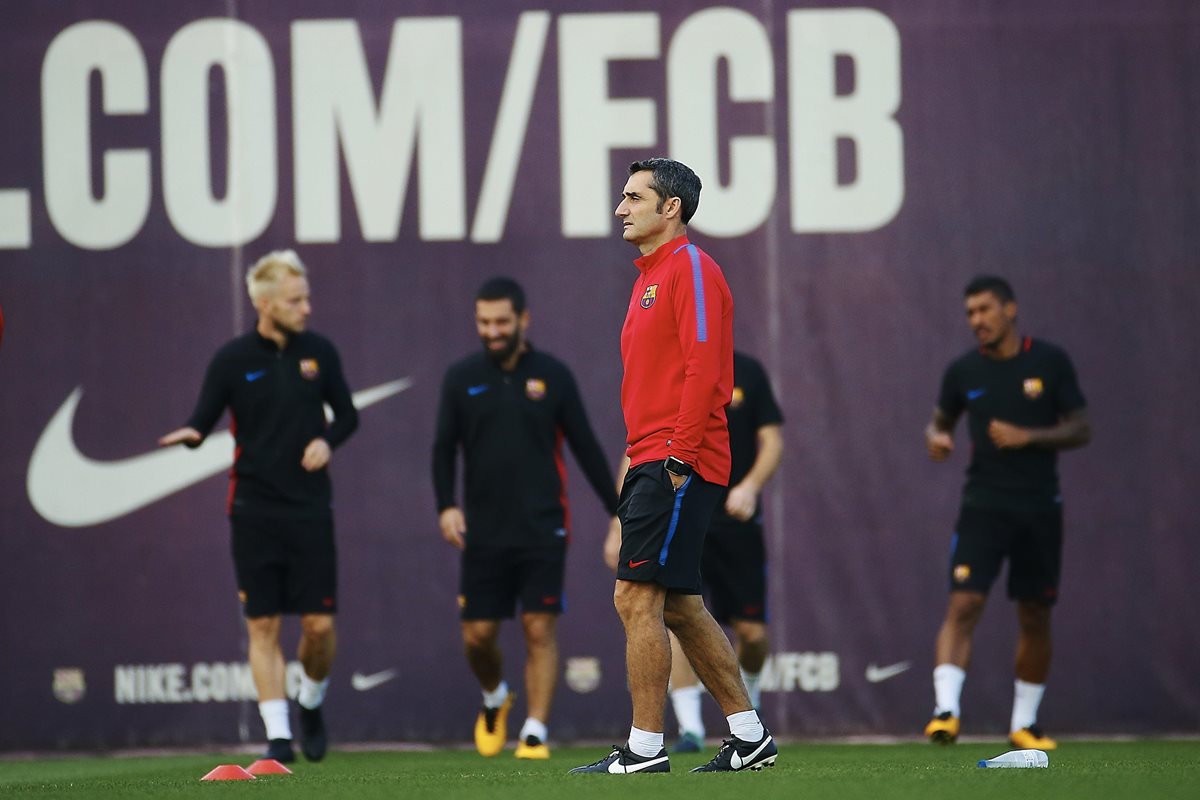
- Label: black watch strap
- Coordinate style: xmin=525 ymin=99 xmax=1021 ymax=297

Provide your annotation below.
xmin=664 ymin=456 xmax=693 ymax=477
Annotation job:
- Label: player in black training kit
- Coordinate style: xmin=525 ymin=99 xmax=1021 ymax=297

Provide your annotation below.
xmin=160 ymin=250 xmax=357 ymax=764
xmin=432 ymin=277 xmax=620 ymax=760
xmin=922 ymin=275 xmax=1090 ymax=751
xmin=630 ymin=352 xmax=783 ymax=752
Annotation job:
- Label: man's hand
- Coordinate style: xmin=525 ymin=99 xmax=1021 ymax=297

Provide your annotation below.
xmin=439 ymin=507 xmax=467 ymax=549
xmin=603 ymin=516 xmax=622 ymax=572
xmin=925 ymin=424 xmax=954 ymax=461
xmin=158 ymin=427 xmax=202 ymax=447
xmin=301 ymin=437 xmax=331 ymax=471
xmin=988 ymin=419 xmax=1031 ymax=449
xmin=725 ymin=482 xmax=758 ymax=521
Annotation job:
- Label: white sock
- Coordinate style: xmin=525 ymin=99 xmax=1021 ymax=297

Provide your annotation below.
xmin=518 ymin=717 xmax=548 ymax=743
xmin=669 ymin=685 xmax=705 ymax=738
xmin=627 ymin=726 xmax=664 ymax=758
xmin=741 ymin=667 xmax=763 ymax=711
xmin=1010 ymin=679 xmax=1046 ymax=732
xmin=727 ymin=709 xmax=764 ymax=742
xmin=482 ymin=680 xmax=510 ymax=709
xmin=933 ymin=664 xmax=966 ymax=717
xmin=259 ymin=699 xmax=291 ymax=740
xmin=297 ymin=673 xmax=329 ymax=710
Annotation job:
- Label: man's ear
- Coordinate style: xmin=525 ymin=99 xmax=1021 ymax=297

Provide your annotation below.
xmin=663 ymin=196 xmax=682 ymax=220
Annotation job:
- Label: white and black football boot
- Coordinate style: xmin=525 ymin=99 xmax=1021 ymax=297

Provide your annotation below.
xmin=690 ymin=730 xmax=778 ymax=772
xmin=568 ymin=743 xmax=670 ymax=774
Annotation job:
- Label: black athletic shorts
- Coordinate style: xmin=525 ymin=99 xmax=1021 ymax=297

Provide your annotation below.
xmin=459 ymin=543 xmax=566 ymax=620
xmin=616 ymin=461 xmax=723 ymax=593
xmin=947 ymin=504 xmax=1063 ymax=604
xmin=702 ymin=516 xmax=768 ymax=623
xmin=230 ymin=514 xmax=337 ymax=618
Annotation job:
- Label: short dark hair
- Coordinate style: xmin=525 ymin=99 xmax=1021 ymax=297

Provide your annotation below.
xmin=964 ymin=275 xmax=1015 ymax=303
xmin=628 ymin=158 xmax=702 ymax=225
xmin=476 ymin=276 xmax=526 ymax=314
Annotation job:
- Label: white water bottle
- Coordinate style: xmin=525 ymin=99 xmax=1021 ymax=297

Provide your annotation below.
xmin=977 ymin=749 xmax=1049 ymax=768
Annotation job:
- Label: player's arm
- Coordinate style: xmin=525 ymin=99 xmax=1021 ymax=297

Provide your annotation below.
xmin=989 ymin=407 xmax=1091 ymax=450
xmin=304 ymin=345 xmax=359 ymax=471
xmin=725 ymin=423 xmax=783 ymax=522
xmin=160 ymin=352 xmax=229 ymax=447
xmin=319 ymin=345 xmax=359 ymax=449
xmin=431 ymin=371 xmax=466 ymax=548
xmin=557 ymin=367 xmax=621 ymax=516
xmin=925 ymin=406 xmax=960 ymax=462
xmin=603 ymin=455 xmax=631 ymax=571
xmin=668 ymin=254 xmax=726 ymax=481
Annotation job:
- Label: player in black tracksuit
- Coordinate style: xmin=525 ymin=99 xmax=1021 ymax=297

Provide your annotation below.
xmin=922 ymin=275 xmax=1090 ymax=751
xmin=160 ymin=250 xmax=357 ymax=764
xmin=665 ymin=352 xmax=784 ymax=751
xmin=432 ymin=277 xmax=618 ymax=759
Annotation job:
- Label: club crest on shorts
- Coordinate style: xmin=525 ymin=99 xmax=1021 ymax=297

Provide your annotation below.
xmin=526 ymin=378 xmax=546 ymax=400
xmin=953 ymin=564 xmax=971 ymax=583
xmin=730 ymin=386 xmax=745 ymax=409
xmin=564 ymin=656 xmax=602 ymax=693
xmin=1023 ymin=377 xmax=1044 ymax=399
xmin=52 ymin=667 xmax=86 ymax=704
xmin=640 ymin=284 xmax=658 ymax=309
xmin=300 ymin=359 xmax=320 ymax=380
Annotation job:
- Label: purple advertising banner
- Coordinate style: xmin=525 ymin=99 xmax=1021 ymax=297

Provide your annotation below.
xmin=1 ymin=1 xmax=1198 ymax=749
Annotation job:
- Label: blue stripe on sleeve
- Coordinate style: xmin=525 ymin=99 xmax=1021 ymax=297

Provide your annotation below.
xmin=685 ymin=245 xmax=707 ymax=342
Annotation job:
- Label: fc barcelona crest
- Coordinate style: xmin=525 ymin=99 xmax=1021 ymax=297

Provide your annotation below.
xmin=53 ymin=667 xmax=86 ymax=704
xmin=564 ymin=656 xmax=602 ymax=693
xmin=1023 ymin=377 xmax=1044 ymax=399
xmin=300 ymin=359 xmax=320 ymax=380
xmin=640 ymin=284 xmax=658 ymax=309
xmin=526 ymin=378 xmax=546 ymax=400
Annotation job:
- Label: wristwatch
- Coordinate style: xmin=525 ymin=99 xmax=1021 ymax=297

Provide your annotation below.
xmin=664 ymin=456 xmax=693 ymax=477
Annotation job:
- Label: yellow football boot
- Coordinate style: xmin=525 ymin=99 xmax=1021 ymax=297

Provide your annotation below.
xmin=474 ymin=693 xmax=513 ymax=757
xmin=514 ymin=735 xmax=551 ymax=759
xmin=1009 ymin=725 xmax=1058 ymax=750
xmin=924 ymin=711 xmax=960 ymax=744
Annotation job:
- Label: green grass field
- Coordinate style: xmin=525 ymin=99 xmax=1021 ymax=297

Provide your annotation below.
xmin=2 ymin=740 xmax=1197 ymax=800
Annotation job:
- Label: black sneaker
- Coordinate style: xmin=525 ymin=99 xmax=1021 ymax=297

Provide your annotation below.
xmin=690 ymin=730 xmax=777 ymax=772
xmin=298 ymin=706 xmax=327 ymax=762
xmin=568 ymin=744 xmax=670 ymax=774
xmin=264 ymin=737 xmax=295 ymax=763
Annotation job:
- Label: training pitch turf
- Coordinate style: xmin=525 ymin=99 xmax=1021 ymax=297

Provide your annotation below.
xmin=1 ymin=740 xmax=1197 ymax=799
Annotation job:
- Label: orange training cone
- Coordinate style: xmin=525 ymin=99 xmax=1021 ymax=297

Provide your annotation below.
xmin=247 ymin=759 xmax=294 ymax=775
xmin=201 ymin=764 xmax=257 ymax=781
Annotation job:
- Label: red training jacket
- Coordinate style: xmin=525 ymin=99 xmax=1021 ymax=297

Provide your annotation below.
xmin=620 ymin=234 xmax=734 ymax=485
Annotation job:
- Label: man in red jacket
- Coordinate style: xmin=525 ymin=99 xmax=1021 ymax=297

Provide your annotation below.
xmin=571 ymin=159 xmax=777 ymax=775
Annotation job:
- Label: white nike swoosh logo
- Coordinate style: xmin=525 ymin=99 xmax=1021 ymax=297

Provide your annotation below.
xmin=865 ymin=661 xmax=912 ymax=683
xmin=610 ymin=753 xmax=669 ymax=773
xmin=730 ymin=735 xmax=772 ymax=769
xmin=27 ymin=378 xmax=413 ymax=528
xmin=350 ymin=668 xmax=399 ymax=691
